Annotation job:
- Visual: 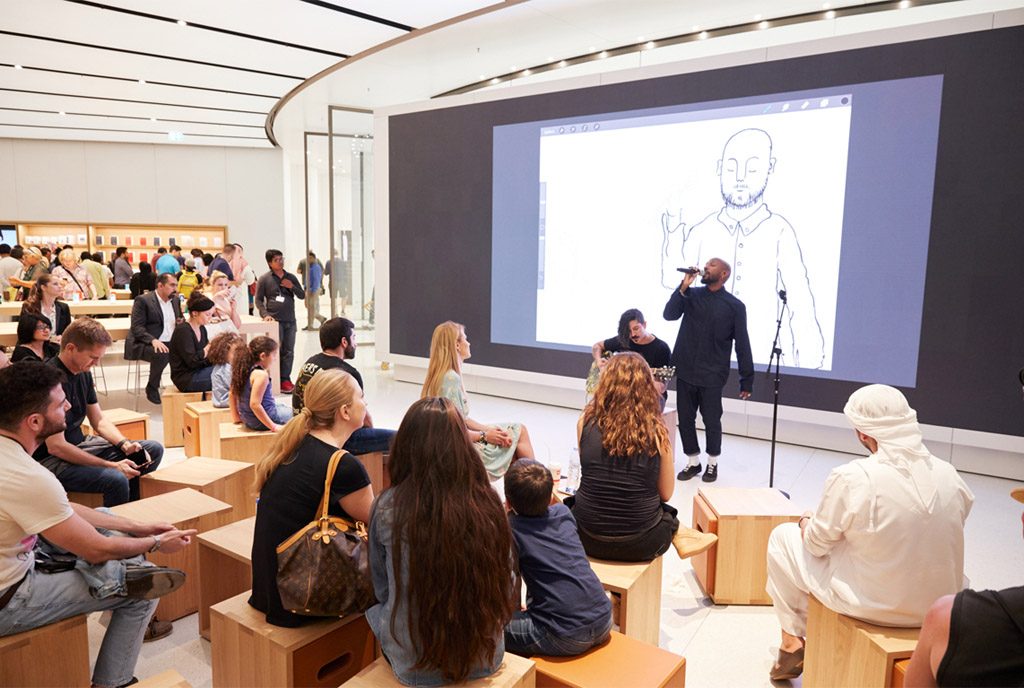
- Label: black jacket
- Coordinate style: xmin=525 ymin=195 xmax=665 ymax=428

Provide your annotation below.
xmin=20 ymin=300 xmax=71 ymax=338
xmin=125 ymin=291 xmax=183 ymax=360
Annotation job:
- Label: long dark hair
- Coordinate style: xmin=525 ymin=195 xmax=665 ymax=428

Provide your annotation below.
xmin=617 ymin=308 xmax=644 ymax=349
xmin=25 ymin=273 xmax=56 ymax=311
xmin=387 ymin=397 xmax=514 ymax=682
xmin=229 ymin=335 xmax=278 ymax=399
xmin=16 ymin=311 xmax=50 ymax=346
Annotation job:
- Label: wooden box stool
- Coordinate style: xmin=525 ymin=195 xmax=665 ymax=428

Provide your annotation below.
xmin=691 ymin=486 xmax=803 ymax=605
xmin=588 ymin=556 xmax=663 ymax=645
xmin=82 ymin=407 xmax=150 ymax=441
xmin=344 ymin=653 xmax=536 ymax=687
xmin=162 ymin=388 xmax=204 ymax=448
xmin=67 ymin=492 xmax=105 ymax=508
xmin=136 ymin=669 xmax=192 ymax=687
xmin=354 ymin=452 xmax=387 ymax=495
xmin=663 ymin=406 xmax=678 ymax=461
xmin=184 ymin=401 xmax=233 ymax=458
xmin=141 ymin=456 xmax=256 ymax=525
xmin=111 ymin=487 xmax=232 ymax=621
xmin=804 ymin=596 xmax=919 ymax=688
xmin=197 ymin=516 xmax=255 ymax=639
xmin=218 ymin=422 xmax=276 ymax=463
xmin=0 ymin=614 xmax=91 ymax=687
xmin=211 ymin=590 xmax=376 ymax=688
xmin=531 ymin=631 xmax=685 ymax=688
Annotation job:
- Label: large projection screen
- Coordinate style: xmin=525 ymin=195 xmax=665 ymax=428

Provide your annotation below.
xmin=388 ymin=26 xmax=1024 ymax=437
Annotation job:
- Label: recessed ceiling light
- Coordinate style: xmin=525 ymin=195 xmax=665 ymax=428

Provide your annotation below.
xmin=58 ymin=111 xmax=66 ymax=116
xmin=558 ymin=60 xmax=567 ymax=68
xmin=645 ymin=41 xmax=655 ymax=50
xmin=898 ymin=0 xmax=910 ymax=7
xmin=138 ymin=79 xmax=146 ymax=84
xmin=699 ymin=31 xmax=709 ymax=39
xmin=150 ymin=117 xmax=157 ymax=122
xmin=599 ymin=50 xmax=608 ymax=58
xmin=825 ymin=10 xmax=836 ymax=18
xmin=759 ymin=20 xmax=769 ymax=29
xmin=14 ymin=64 xmax=23 ymax=70
xmin=522 ymin=68 xmax=531 ymax=76
xmin=490 ymin=77 xmax=500 ymax=84
xmin=478 ymin=74 xmax=485 ymax=80
xmin=177 ymin=19 xmax=187 ymax=26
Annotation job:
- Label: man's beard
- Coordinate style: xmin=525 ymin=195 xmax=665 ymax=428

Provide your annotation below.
xmin=37 ymin=418 xmax=67 ymax=443
xmin=344 ymin=344 xmax=356 ymax=359
xmin=723 ymin=184 xmax=766 ymax=210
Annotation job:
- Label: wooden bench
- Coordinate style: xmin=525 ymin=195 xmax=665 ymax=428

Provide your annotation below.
xmin=141 ymin=456 xmax=255 ymax=525
xmin=67 ymin=491 xmax=105 ymax=508
xmin=892 ymin=659 xmax=909 ymax=688
xmin=803 ymin=596 xmax=919 ymax=687
xmin=588 ymin=556 xmax=663 ymax=645
xmin=211 ymin=590 xmax=376 ymax=687
xmin=692 ymin=486 xmax=802 ymax=605
xmin=162 ymin=388 xmax=205 ymax=448
xmin=344 ymin=653 xmax=536 ymax=687
xmin=197 ymin=516 xmax=255 ymax=640
xmin=218 ymin=422 xmax=276 ymax=463
xmin=111 ymin=488 xmax=232 ymax=621
xmin=0 ymin=614 xmax=91 ymax=687
xmin=531 ymin=631 xmax=685 ymax=687
xmin=183 ymin=400 xmax=233 ymax=458
xmin=135 ymin=669 xmax=192 ymax=687
xmin=82 ymin=407 xmax=151 ymax=441
xmin=663 ymin=406 xmax=678 ymax=460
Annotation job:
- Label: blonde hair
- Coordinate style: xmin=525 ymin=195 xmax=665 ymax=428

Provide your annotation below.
xmin=421 ymin=321 xmax=463 ymax=398
xmin=253 ymin=368 xmax=358 ymax=493
xmin=581 ymin=352 xmax=670 ymax=460
xmin=206 ymin=270 xmax=230 ymax=290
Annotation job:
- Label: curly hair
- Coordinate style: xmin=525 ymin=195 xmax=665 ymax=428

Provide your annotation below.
xmin=581 ymin=352 xmax=670 ymax=459
xmin=206 ymin=332 xmax=245 ymax=366
xmin=229 ymin=336 xmax=278 ymax=400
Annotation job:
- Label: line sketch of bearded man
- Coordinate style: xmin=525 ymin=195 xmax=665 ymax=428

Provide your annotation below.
xmin=661 ymin=128 xmax=825 ymax=369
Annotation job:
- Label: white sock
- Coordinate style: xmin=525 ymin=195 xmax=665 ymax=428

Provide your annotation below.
xmin=707 ymin=455 xmax=719 ymax=467
xmin=687 ymin=454 xmax=701 ymax=468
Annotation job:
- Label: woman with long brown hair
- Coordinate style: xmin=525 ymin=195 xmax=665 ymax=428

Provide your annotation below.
xmin=367 ymin=396 xmax=515 ymax=685
xmin=570 ymin=352 xmax=716 ymax=562
xmin=421 ymin=321 xmax=534 ymax=479
xmin=230 ymin=335 xmax=291 ymax=431
xmin=21 ymin=273 xmax=71 ymax=341
xmin=249 ymin=368 xmax=373 ymax=627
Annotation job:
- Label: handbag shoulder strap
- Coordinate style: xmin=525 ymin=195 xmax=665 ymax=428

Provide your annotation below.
xmin=317 ymin=450 xmax=346 ymax=521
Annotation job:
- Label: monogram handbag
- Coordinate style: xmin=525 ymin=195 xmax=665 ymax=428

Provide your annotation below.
xmin=275 ymin=450 xmax=375 ymax=616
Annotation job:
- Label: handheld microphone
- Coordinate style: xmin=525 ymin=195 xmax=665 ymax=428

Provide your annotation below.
xmin=677 ymin=267 xmax=702 ymax=275
xmin=778 ymin=289 xmax=788 ymax=303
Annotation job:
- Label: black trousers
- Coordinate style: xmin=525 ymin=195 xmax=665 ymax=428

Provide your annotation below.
xmin=676 ymin=379 xmax=723 ymax=456
xmin=568 ymin=499 xmax=679 ymax=563
xmin=139 ymin=346 xmax=169 ymax=394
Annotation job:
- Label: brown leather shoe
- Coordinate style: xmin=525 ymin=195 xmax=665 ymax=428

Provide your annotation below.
xmin=770 ymin=645 xmax=805 ymax=680
xmin=143 ymin=618 xmax=173 ymax=643
xmin=671 ymin=527 xmax=717 ymax=560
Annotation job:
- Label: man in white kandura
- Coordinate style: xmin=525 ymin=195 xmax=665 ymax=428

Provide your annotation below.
xmin=764 ymin=384 xmax=974 ymax=681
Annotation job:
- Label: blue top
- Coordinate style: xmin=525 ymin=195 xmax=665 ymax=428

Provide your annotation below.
xmin=208 ymin=256 xmax=234 ymax=281
xmin=663 ymin=285 xmax=754 ymax=391
xmin=366 ymin=490 xmax=504 ymax=686
xmin=211 ymin=363 xmax=231 ymax=408
xmin=510 ymin=503 xmax=611 ymax=635
xmin=155 ymin=254 xmax=180 ymax=275
xmin=306 ymin=261 xmax=323 ymax=292
xmin=238 ymin=364 xmax=276 ymax=430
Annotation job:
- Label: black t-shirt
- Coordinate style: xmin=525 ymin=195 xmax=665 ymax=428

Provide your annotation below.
xmin=248 ymin=435 xmax=371 ymax=627
xmin=937 ymin=586 xmax=1024 ymax=687
xmin=34 ymin=356 xmax=97 ymax=459
xmin=602 ymin=335 xmax=672 ymax=371
xmin=292 ymin=353 xmax=363 ymax=414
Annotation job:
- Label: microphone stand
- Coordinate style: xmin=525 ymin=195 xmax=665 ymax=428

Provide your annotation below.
xmin=766 ymin=290 xmax=788 ymax=489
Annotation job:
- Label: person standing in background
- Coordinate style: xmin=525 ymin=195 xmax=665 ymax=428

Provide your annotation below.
xmin=255 ymin=250 xmax=304 ymax=394
xmin=113 ymin=247 xmax=133 ymax=289
xmin=298 ymin=251 xmax=326 ymax=331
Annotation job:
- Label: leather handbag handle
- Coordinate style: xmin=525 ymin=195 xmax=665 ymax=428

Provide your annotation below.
xmin=316 ymin=450 xmax=346 ymax=522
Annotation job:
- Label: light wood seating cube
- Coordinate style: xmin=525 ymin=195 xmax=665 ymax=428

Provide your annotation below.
xmin=663 ymin=406 xmax=678 ymax=460
xmin=111 ymin=487 xmax=232 ymax=621
xmin=218 ymin=422 xmax=276 ymax=463
xmin=68 ymin=491 xmax=105 ymax=508
xmin=211 ymin=590 xmax=375 ymax=688
xmin=141 ymin=456 xmax=255 ymax=525
xmin=82 ymin=407 xmax=151 ymax=441
xmin=344 ymin=653 xmax=536 ymax=687
xmin=354 ymin=452 xmax=387 ymax=495
xmin=184 ymin=401 xmax=233 ymax=458
xmin=0 ymin=614 xmax=91 ymax=687
xmin=136 ymin=669 xmax=192 ymax=687
xmin=691 ymin=486 xmax=803 ymax=605
xmin=804 ymin=596 xmax=919 ymax=688
xmin=588 ymin=556 xmax=663 ymax=645
xmin=197 ymin=516 xmax=255 ymax=639
xmin=531 ymin=631 xmax=685 ymax=688
xmin=162 ymin=388 xmax=205 ymax=448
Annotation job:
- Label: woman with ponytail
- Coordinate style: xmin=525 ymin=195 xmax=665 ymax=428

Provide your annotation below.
xmin=249 ymin=368 xmax=374 ymax=627
xmin=230 ymin=335 xmax=291 ymax=431
xmin=366 ymin=396 xmax=515 ymax=685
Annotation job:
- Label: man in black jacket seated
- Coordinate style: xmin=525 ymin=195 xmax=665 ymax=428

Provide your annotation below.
xmin=125 ymin=273 xmax=182 ymax=405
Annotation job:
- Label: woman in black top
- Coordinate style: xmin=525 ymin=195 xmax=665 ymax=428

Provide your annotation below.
xmin=570 ymin=352 xmax=716 ymax=562
xmin=21 ymin=274 xmax=72 ymax=341
xmin=11 ymin=311 xmax=59 ymax=363
xmin=129 ymin=261 xmax=157 ymax=297
xmin=169 ymin=292 xmax=215 ymax=392
xmin=249 ymin=368 xmax=373 ymax=627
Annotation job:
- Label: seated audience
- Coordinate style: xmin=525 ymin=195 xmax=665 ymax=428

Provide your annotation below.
xmin=367 ymin=396 xmax=514 ymax=685
xmin=571 ymin=352 xmax=716 ymax=562
xmin=293 ymin=317 xmax=395 ymax=454
xmin=421 ymin=321 xmax=534 ymax=478
xmin=9 ymin=246 xmax=48 ymax=299
xmin=128 ymin=261 xmax=156 ymax=298
xmin=11 ymin=311 xmax=59 ymax=363
xmin=22 ymin=274 xmax=71 ymax=341
xmin=168 ymin=293 xmax=215 ymax=393
xmin=249 ymin=369 xmax=374 ymax=627
xmin=0 ymin=243 xmax=21 ymax=293
xmin=904 ymin=487 xmax=1024 ymax=687
xmin=231 ymin=336 xmax=291 ymax=431
xmin=125 ymin=273 xmax=182 ymax=405
xmin=0 ymin=361 xmax=196 ymax=688
xmin=207 ymin=332 xmax=245 ymax=410
xmin=765 ymin=384 xmax=974 ymax=681
xmin=503 ymin=459 xmax=612 ymax=657
xmin=34 ymin=318 xmax=165 ymax=506
xmin=52 ymin=250 xmax=96 ymax=300
xmin=201 ymin=269 xmax=241 ymax=339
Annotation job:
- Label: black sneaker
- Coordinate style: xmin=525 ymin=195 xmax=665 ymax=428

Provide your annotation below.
xmin=677 ymin=463 xmax=702 ymax=481
xmin=702 ymin=464 xmax=718 ymax=482
xmin=124 ymin=565 xmax=185 ymax=600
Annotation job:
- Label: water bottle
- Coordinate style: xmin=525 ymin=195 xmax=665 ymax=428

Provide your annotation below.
xmin=567 ymin=447 xmax=582 ymax=492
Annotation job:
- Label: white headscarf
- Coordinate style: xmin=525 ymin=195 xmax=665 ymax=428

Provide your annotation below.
xmin=843 ymin=384 xmax=930 ymax=466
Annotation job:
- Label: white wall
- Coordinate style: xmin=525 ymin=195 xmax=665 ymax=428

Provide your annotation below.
xmin=0 ymin=139 xmax=286 ymax=255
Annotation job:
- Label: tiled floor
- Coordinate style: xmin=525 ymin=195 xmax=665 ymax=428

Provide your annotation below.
xmin=85 ymin=326 xmax=1023 ymax=687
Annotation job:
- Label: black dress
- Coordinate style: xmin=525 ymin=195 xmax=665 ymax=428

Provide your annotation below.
xmin=168 ymin=322 xmax=211 ymax=392
xmin=249 ymin=435 xmax=371 ymax=627
xmin=11 ymin=342 xmax=59 ymax=363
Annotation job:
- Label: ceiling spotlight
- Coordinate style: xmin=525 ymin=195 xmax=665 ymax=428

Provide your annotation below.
xmin=598 ymin=50 xmax=608 ymax=58
xmin=177 ymin=19 xmax=187 ymax=26
xmin=645 ymin=41 xmax=655 ymax=50
xmin=490 ymin=77 xmax=500 ymax=84
xmin=58 ymin=111 xmax=66 ymax=116
xmin=558 ymin=60 xmax=567 ymax=68
xmin=759 ymin=20 xmax=769 ymax=29
xmin=899 ymin=0 xmax=910 ymax=6
xmin=14 ymin=64 xmax=23 ymax=70
xmin=522 ymin=68 xmax=531 ymax=76
xmin=138 ymin=79 xmax=146 ymax=84
xmin=478 ymin=74 xmax=485 ymax=80
xmin=825 ymin=10 xmax=836 ymax=18
xmin=150 ymin=117 xmax=157 ymax=122
xmin=699 ymin=31 xmax=709 ymax=39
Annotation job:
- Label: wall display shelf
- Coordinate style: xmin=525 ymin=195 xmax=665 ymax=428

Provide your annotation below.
xmin=13 ymin=223 xmax=227 ymax=265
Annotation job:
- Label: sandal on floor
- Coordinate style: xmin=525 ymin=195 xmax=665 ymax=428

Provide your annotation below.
xmin=769 ymin=645 xmax=804 ymax=681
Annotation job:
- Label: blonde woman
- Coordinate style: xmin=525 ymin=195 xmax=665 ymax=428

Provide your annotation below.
xmin=570 ymin=352 xmax=716 ymax=562
xmin=52 ymin=250 xmax=96 ymax=300
xmin=202 ymin=269 xmax=241 ymax=338
xmin=422 ymin=321 xmax=534 ymax=479
xmin=249 ymin=368 xmax=374 ymax=627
